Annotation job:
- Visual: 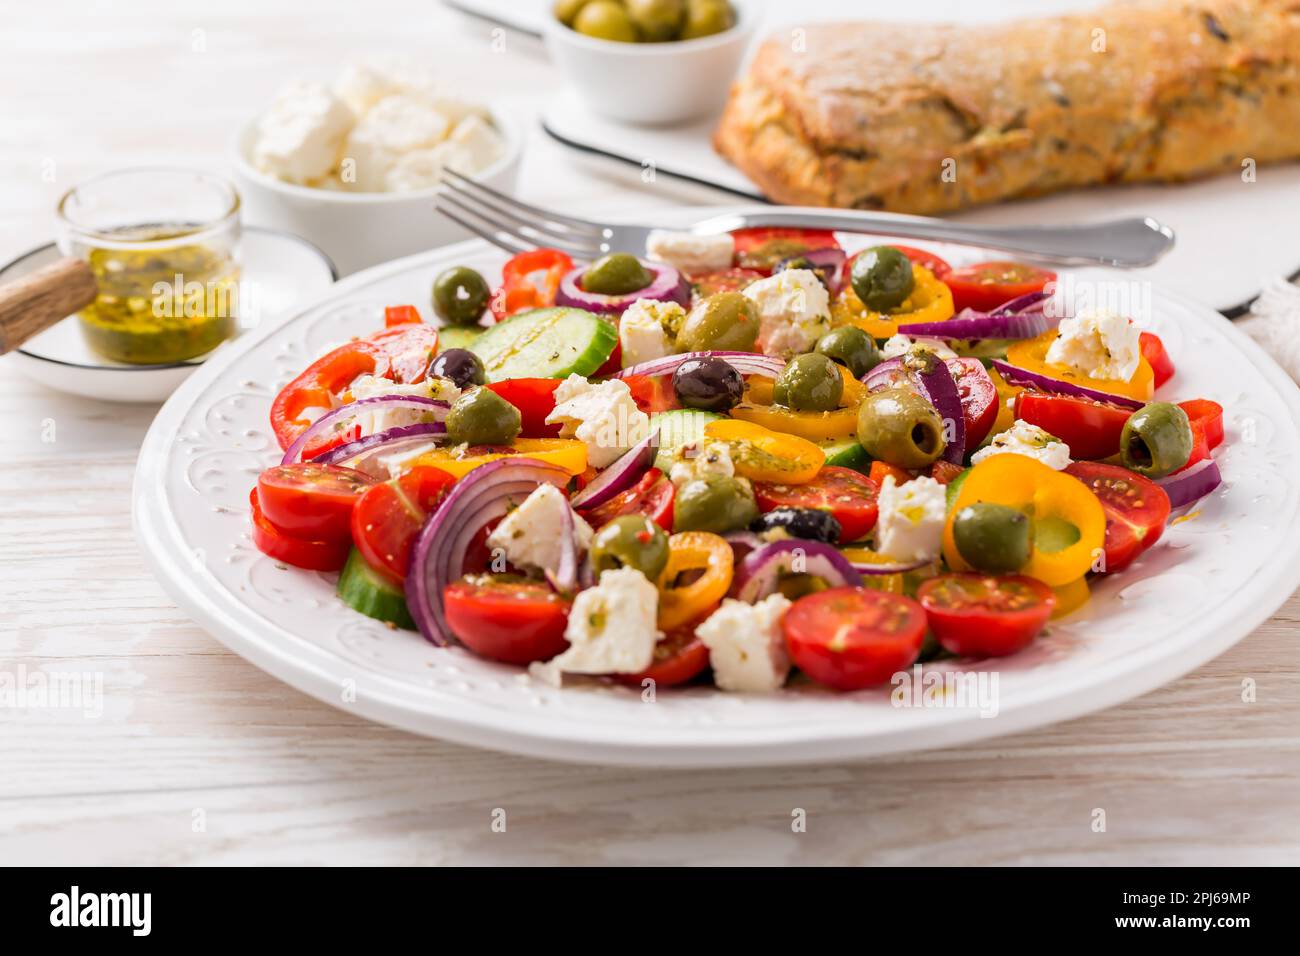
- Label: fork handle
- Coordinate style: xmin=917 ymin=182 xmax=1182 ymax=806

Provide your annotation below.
xmin=692 ymin=209 xmax=1175 ymax=268
xmin=0 ymin=256 xmax=98 ymax=355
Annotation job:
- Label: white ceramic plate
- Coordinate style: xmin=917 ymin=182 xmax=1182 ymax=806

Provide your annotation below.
xmin=3 ymin=228 xmax=336 ymax=403
xmin=133 ymin=206 xmax=1300 ymax=767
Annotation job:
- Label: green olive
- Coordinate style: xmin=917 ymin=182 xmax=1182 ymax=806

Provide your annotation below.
xmin=680 ymin=0 xmax=735 ymax=40
xmin=573 ymin=1 xmax=640 ymax=42
xmin=856 ymin=387 xmax=946 ymax=468
xmin=815 ymin=325 xmax=881 ymax=379
xmin=432 ymin=266 xmax=490 ymax=327
xmin=626 ymin=0 xmax=684 ymax=41
xmin=590 ymin=514 xmax=670 ymax=579
xmin=553 ymin=0 xmax=591 ymax=27
xmin=446 ymin=387 xmax=521 ymax=446
xmin=850 ymin=246 xmax=914 ymax=312
xmin=1120 ymin=402 xmax=1193 ymax=478
xmin=678 ymin=292 xmax=760 ymax=352
xmin=773 ymin=353 xmax=843 ymax=412
xmin=952 ymin=503 xmax=1033 ymax=573
xmin=673 ymin=474 xmax=758 ymax=533
xmin=582 ymin=252 xmax=653 ymax=295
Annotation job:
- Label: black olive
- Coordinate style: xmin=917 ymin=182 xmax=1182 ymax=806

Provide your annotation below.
xmin=671 ymin=356 xmax=744 ymax=413
xmin=430 ymin=348 xmax=486 ymax=389
xmin=750 ymin=507 xmax=841 ymax=545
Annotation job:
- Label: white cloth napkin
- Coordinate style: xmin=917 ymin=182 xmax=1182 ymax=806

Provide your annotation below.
xmin=1238 ymin=278 xmax=1300 ymax=384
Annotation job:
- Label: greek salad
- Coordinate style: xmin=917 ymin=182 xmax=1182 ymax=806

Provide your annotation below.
xmin=250 ymin=226 xmax=1225 ymax=692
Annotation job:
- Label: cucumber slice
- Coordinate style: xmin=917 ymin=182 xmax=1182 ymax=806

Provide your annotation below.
xmin=436 ymin=325 xmax=482 ymax=354
xmin=337 ymin=548 xmax=415 ymax=630
xmin=470 ymin=307 xmax=616 ymax=382
xmin=819 ymin=437 xmax=870 ymax=472
xmin=649 ymin=408 xmax=725 ymax=472
xmin=944 ymin=468 xmax=971 ymax=513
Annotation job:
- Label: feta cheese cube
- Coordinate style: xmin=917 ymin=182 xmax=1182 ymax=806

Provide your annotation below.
xmin=486 ymin=483 xmax=594 ymax=576
xmin=742 ymin=269 xmax=832 ymax=359
xmin=619 ymin=299 xmax=685 ymax=368
xmin=696 ymin=595 xmax=793 ymax=692
xmin=545 ymin=567 xmax=660 ymax=675
xmin=333 ymin=56 xmax=437 ymax=114
xmin=384 ymin=148 xmax=446 ymax=192
xmin=875 ymin=475 xmax=946 ymax=564
xmin=645 ymin=230 xmax=735 ymax=276
xmin=971 ymin=420 xmax=1072 ymax=470
xmin=545 ymin=375 xmax=651 ymax=468
xmin=881 ymin=333 xmax=958 ymax=361
xmin=253 ymin=80 xmax=355 ymax=185
xmin=447 ymin=115 xmax=504 ymax=173
xmin=1044 ymin=309 xmax=1141 ymax=381
xmin=668 ymin=441 xmax=735 ymax=488
xmin=343 ymin=94 xmax=451 ymax=191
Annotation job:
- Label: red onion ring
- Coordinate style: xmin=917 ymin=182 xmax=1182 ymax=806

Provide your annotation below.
xmin=616 ymin=351 xmax=786 ymax=380
xmin=406 ymin=459 xmax=573 ymax=646
xmin=775 ymin=248 xmax=846 ymax=297
xmin=898 ymin=299 xmax=1058 ymax=340
xmin=733 ymin=539 xmax=861 ymax=603
xmin=990 ymin=359 xmax=1145 ymax=411
xmin=311 ymin=422 xmax=447 ymax=476
xmin=555 ymin=260 xmax=689 ymax=315
xmin=282 ymin=395 xmax=449 ymax=465
xmin=1157 ymin=457 xmax=1223 ymax=510
xmin=570 ymin=429 xmax=659 ymax=510
xmin=864 ymin=354 xmax=966 ymax=463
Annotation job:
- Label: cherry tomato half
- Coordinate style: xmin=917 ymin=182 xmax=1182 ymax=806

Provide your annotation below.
xmin=616 ymin=610 xmax=714 ymax=688
xmin=248 ymin=489 xmax=351 ymax=572
xmin=622 ymin=373 xmax=679 ymax=414
xmin=944 ymin=261 xmax=1056 ymax=313
xmin=1139 ymin=332 xmax=1175 ymax=389
xmin=351 ymin=466 xmax=457 ymax=584
xmin=753 ymin=466 xmax=881 ymax=544
xmin=690 ymin=267 xmax=764 ymax=299
xmin=1064 ymin=461 xmax=1171 ymax=573
xmin=783 ymin=587 xmax=927 ymax=690
xmin=443 ymin=576 xmax=571 ymax=665
xmin=256 ymin=463 xmax=375 ymax=542
xmin=918 ymin=573 xmax=1056 ymax=657
xmin=1015 ymin=390 xmax=1134 ymax=461
xmin=732 ymin=227 xmax=840 ymax=274
xmin=579 ymin=468 xmax=675 ymax=533
xmin=948 ymin=357 xmax=999 ymax=450
xmin=486 ymin=377 xmax=564 ymax=438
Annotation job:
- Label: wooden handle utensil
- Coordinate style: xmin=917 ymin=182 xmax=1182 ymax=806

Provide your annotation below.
xmin=0 ymin=256 xmax=98 ymax=355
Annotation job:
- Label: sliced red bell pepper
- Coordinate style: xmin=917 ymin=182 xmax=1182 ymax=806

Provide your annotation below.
xmin=1140 ymin=332 xmax=1175 ymax=389
xmin=384 ymin=304 xmax=423 ymax=328
xmin=490 ymin=248 xmax=574 ymax=322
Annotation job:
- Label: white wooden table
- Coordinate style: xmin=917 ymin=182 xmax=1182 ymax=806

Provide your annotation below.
xmin=2 ymin=1 xmax=1298 ymax=866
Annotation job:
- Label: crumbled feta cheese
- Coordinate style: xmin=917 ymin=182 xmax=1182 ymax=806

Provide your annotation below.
xmin=545 ymin=375 xmax=651 ymax=468
xmin=668 ymin=441 xmax=735 ymax=487
xmin=376 ymin=442 xmax=444 ymax=479
xmin=875 ymin=475 xmax=946 ymax=564
xmin=619 ymin=299 xmax=685 ymax=368
xmin=343 ymin=94 xmax=451 ymax=191
xmin=384 ymin=148 xmax=446 ymax=192
xmin=696 ymin=594 xmax=793 ymax=692
xmin=333 ymin=55 xmax=437 ymax=114
xmin=1044 ymin=309 xmax=1141 ymax=381
xmin=253 ymin=81 xmax=354 ymax=185
xmin=881 ymin=333 xmax=958 ymax=361
xmin=742 ymin=269 xmax=832 ymax=358
xmin=645 ymin=230 xmax=735 ymax=275
xmin=486 ymin=484 xmax=593 ymax=576
xmin=545 ymin=567 xmax=660 ymax=675
xmin=447 ymin=115 xmax=504 ymax=172
xmin=971 ymin=420 xmax=1073 ymax=470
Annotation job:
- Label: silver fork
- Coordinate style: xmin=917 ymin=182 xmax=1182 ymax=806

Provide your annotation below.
xmin=435 ymin=168 xmax=1175 ymax=268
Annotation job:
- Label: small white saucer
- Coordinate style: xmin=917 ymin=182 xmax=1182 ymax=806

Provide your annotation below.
xmin=1 ymin=227 xmax=336 ymax=403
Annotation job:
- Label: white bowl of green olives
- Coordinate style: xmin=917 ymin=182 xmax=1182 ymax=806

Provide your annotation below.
xmin=545 ymin=0 xmax=756 ymax=126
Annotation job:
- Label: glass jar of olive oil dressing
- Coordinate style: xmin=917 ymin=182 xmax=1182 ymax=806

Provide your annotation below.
xmin=57 ymin=169 xmax=241 ymax=364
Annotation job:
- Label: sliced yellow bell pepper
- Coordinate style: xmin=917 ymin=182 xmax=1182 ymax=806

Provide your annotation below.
xmin=830 ymin=263 xmax=955 ymax=339
xmin=657 ymin=531 xmax=733 ymax=630
xmin=1004 ymin=330 xmax=1155 ymax=402
xmin=702 ymin=419 xmax=825 ymax=484
xmin=943 ymin=454 xmax=1105 ymax=587
xmin=1051 ymin=576 xmax=1090 ymax=619
xmin=416 ymin=437 xmax=587 ymax=480
xmin=736 ymin=366 xmax=864 ymax=439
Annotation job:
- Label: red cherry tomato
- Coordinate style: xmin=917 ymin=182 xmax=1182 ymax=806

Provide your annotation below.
xmin=616 ymin=611 xmax=714 ymax=688
xmin=944 ymin=261 xmax=1056 ymax=313
xmin=622 ymin=373 xmax=678 ymax=413
xmin=578 ymin=468 xmax=675 ymax=532
xmin=869 ymin=460 xmax=913 ymax=488
xmin=928 ymin=460 xmax=966 ymax=485
xmin=753 ymin=466 xmax=881 ymax=544
xmin=248 ymin=489 xmax=351 ymax=572
xmin=485 ymin=378 xmax=564 ymax=438
xmin=1139 ymin=332 xmax=1175 ymax=389
xmin=1015 ymin=391 xmax=1134 ymax=461
xmin=731 ymin=227 xmax=840 ymax=274
xmin=256 ymin=463 xmax=376 ymax=542
xmin=1064 ymin=461 xmax=1171 ymax=573
xmin=690 ymin=267 xmax=764 ymax=298
xmin=351 ymin=466 xmax=456 ymax=584
xmin=783 ymin=587 xmax=927 ymax=690
xmin=443 ymin=576 xmax=571 ymax=665
xmin=384 ymin=304 xmax=422 ymax=328
xmin=948 ymin=357 xmax=998 ymax=450
xmin=918 ymin=573 xmax=1056 ymax=657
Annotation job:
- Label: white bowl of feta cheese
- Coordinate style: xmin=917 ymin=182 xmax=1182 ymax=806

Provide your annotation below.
xmin=233 ymin=58 xmax=522 ymax=275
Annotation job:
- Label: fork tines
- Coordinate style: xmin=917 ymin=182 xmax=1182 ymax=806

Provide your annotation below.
xmin=435 ymin=169 xmax=608 ymax=259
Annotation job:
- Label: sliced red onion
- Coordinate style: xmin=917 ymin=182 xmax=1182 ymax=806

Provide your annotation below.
xmin=570 ymin=429 xmax=658 ymax=510
xmin=311 ymin=422 xmax=447 ymax=476
xmin=1157 ymin=457 xmax=1223 ymax=510
xmin=282 ymin=395 xmax=450 ymax=465
xmin=555 ymin=260 xmax=689 ymax=315
xmin=991 ymin=360 xmax=1145 ymax=411
xmin=897 ymin=301 xmax=1058 ymax=340
xmin=845 ymin=552 xmax=930 ymax=575
xmin=733 ymin=540 xmax=861 ymax=603
xmin=616 ymin=351 xmax=786 ymax=380
xmin=992 ymin=290 xmax=1053 ymax=315
xmin=406 ymin=459 xmax=573 ymax=646
xmin=864 ymin=354 xmax=965 ymax=462
xmin=776 ymin=248 xmax=846 ymax=297
xmin=544 ymin=504 xmax=580 ymax=594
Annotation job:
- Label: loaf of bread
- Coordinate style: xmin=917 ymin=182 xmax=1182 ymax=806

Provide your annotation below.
xmin=713 ymin=0 xmax=1300 ymax=213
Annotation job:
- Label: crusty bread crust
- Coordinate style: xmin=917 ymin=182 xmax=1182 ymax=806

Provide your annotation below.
xmin=713 ymin=0 xmax=1300 ymax=213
